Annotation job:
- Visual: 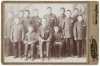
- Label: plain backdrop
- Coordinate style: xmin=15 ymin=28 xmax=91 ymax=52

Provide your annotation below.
xmin=3 ymin=3 xmax=87 ymax=38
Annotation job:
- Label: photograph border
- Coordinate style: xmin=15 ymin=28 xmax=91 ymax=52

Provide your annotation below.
xmin=1 ymin=1 xmax=98 ymax=65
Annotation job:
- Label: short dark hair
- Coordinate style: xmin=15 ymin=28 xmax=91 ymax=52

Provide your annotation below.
xmin=66 ymin=10 xmax=72 ymax=14
xmin=24 ymin=9 xmax=30 ymax=14
xmin=74 ymin=8 xmax=79 ymax=11
xmin=34 ymin=8 xmax=38 ymax=11
xmin=66 ymin=9 xmax=71 ymax=14
xmin=47 ymin=7 xmax=52 ymax=10
xmin=60 ymin=7 xmax=65 ymax=12
xmin=18 ymin=10 xmax=24 ymax=16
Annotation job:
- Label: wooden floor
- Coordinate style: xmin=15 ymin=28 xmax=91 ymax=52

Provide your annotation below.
xmin=4 ymin=56 xmax=87 ymax=63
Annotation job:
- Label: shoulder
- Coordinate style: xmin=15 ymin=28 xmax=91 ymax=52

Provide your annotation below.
xmin=19 ymin=24 xmax=24 ymax=28
xmin=26 ymin=32 xmax=29 ymax=36
xmin=52 ymin=14 xmax=57 ymax=18
xmin=57 ymin=16 xmax=62 ymax=20
xmin=43 ymin=14 xmax=47 ymax=19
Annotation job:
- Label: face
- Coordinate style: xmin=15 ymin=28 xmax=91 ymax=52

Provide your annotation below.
xmin=77 ymin=16 xmax=83 ymax=22
xmin=59 ymin=8 xmax=65 ymax=15
xmin=15 ymin=18 xmax=20 ymax=25
xmin=33 ymin=9 xmax=39 ymax=16
xmin=72 ymin=8 xmax=79 ymax=17
xmin=28 ymin=26 xmax=34 ymax=32
xmin=54 ymin=26 xmax=59 ymax=32
xmin=24 ymin=10 xmax=30 ymax=18
xmin=18 ymin=11 xmax=23 ymax=18
xmin=42 ymin=19 xmax=47 ymax=27
xmin=66 ymin=11 xmax=71 ymax=18
xmin=46 ymin=7 xmax=52 ymax=15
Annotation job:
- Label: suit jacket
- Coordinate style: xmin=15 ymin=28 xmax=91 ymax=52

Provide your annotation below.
xmin=39 ymin=25 xmax=52 ymax=40
xmin=53 ymin=31 xmax=64 ymax=42
xmin=11 ymin=23 xmax=24 ymax=42
xmin=24 ymin=32 xmax=38 ymax=44
xmin=64 ymin=17 xmax=74 ymax=38
xmin=23 ymin=17 xmax=32 ymax=33
xmin=44 ymin=13 xmax=57 ymax=29
xmin=57 ymin=14 xmax=66 ymax=31
xmin=73 ymin=20 xmax=86 ymax=40
xmin=31 ymin=16 xmax=41 ymax=32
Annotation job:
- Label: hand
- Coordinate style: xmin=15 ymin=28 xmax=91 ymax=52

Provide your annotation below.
xmin=41 ymin=39 xmax=45 ymax=42
xmin=24 ymin=41 xmax=28 ymax=44
xmin=47 ymin=39 xmax=50 ymax=42
xmin=28 ymin=41 xmax=35 ymax=44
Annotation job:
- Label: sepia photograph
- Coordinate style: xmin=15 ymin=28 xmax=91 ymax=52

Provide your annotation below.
xmin=1 ymin=1 xmax=98 ymax=64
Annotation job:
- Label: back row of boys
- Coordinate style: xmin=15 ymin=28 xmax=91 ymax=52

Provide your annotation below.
xmin=10 ymin=7 xmax=87 ymax=60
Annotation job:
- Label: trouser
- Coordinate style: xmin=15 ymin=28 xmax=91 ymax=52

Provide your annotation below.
xmin=76 ymin=40 xmax=83 ymax=57
xmin=39 ymin=41 xmax=50 ymax=58
xmin=13 ymin=41 xmax=22 ymax=57
xmin=53 ymin=43 xmax=62 ymax=57
xmin=73 ymin=40 xmax=77 ymax=56
xmin=65 ymin=38 xmax=74 ymax=56
xmin=24 ymin=44 xmax=35 ymax=58
xmin=82 ymin=39 xmax=86 ymax=56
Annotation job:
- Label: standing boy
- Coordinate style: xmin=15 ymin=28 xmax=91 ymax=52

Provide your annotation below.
xmin=10 ymin=17 xmax=24 ymax=58
xmin=73 ymin=15 xmax=86 ymax=57
xmin=64 ymin=10 xmax=74 ymax=56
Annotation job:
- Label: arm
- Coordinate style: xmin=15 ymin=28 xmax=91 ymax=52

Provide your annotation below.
xmin=38 ymin=31 xmax=45 ymax=42
xmin=24 ymin=34 xmax=28 ymax=44
xmin=47 ymin=32 xmax=52 ymax=41
xmin=10 ymin=26 xmax=13 ymax=42
xmin=21 ymin=25 xmax=25 ymax=41
xmin=54 ymin=15 xmax=58 ymax=26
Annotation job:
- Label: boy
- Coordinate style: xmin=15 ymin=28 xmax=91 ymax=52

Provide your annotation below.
xmin=73 ymin=15 xmax=86 ymax=57
xmin=44 ymin=7 xmax=57 ymax=33
xmin=10 ymin=17 xmax=24 ymax=58
xmin=52 ymin=26 xmax=64 ymax=57
xmin=39 ymin=19 xmax=52 ymax=60
xmin=58 ymin=7 xmax=66 ymax=33
xmin=24 ymin=25 xmax=38 ymax=60
xmin=64 ymin=10 xmax=74 ymax=56
xmin=31 ymin=9 xmax=41 ymax=33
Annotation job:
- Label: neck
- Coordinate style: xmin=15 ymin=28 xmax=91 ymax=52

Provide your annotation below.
xmin=55 ymin=31 xmax=58 ymax=33
xmin=48 ymin=13 xmax=52 ymax=15
xmin=24 ymin=16 xmax=29 ymax=18
xmin=29 ymin=31 xmax=33 ymax=33
xmin=60 ymin=14 xmax=65 ymax=17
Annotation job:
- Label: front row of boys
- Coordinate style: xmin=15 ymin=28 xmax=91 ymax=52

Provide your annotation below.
xmin=24 ymin=19 xmax=64 ymax=60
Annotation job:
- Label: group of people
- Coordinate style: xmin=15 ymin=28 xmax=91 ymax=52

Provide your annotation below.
xmin=10 ymin=7 xmax=87 ymax=60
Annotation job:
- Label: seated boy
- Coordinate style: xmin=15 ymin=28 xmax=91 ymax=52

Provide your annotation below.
xmin=24 ymin=25 xmax=38 ymax=60
xmin=53 ymin=26 xmax=64 ymax=57
xmin=39 ymin=19 xmax=52 ymax=60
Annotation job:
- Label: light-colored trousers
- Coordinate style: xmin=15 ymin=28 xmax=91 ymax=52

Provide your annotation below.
xmin=39 ymin=40 xmax=50 ymax=58
xmin=24 ymin=44 xmax=34 ymax=58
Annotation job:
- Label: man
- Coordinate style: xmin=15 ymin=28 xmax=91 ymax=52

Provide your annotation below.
xmin=44 ymin=7 xmax=57 ymax=32
xmin=64 ymin=10 xmax=74 ymax=56
xmin=10 ymin=16 xmax=24 ymax=58
xmin=39 ymin=19 xmax=52 ymax=60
